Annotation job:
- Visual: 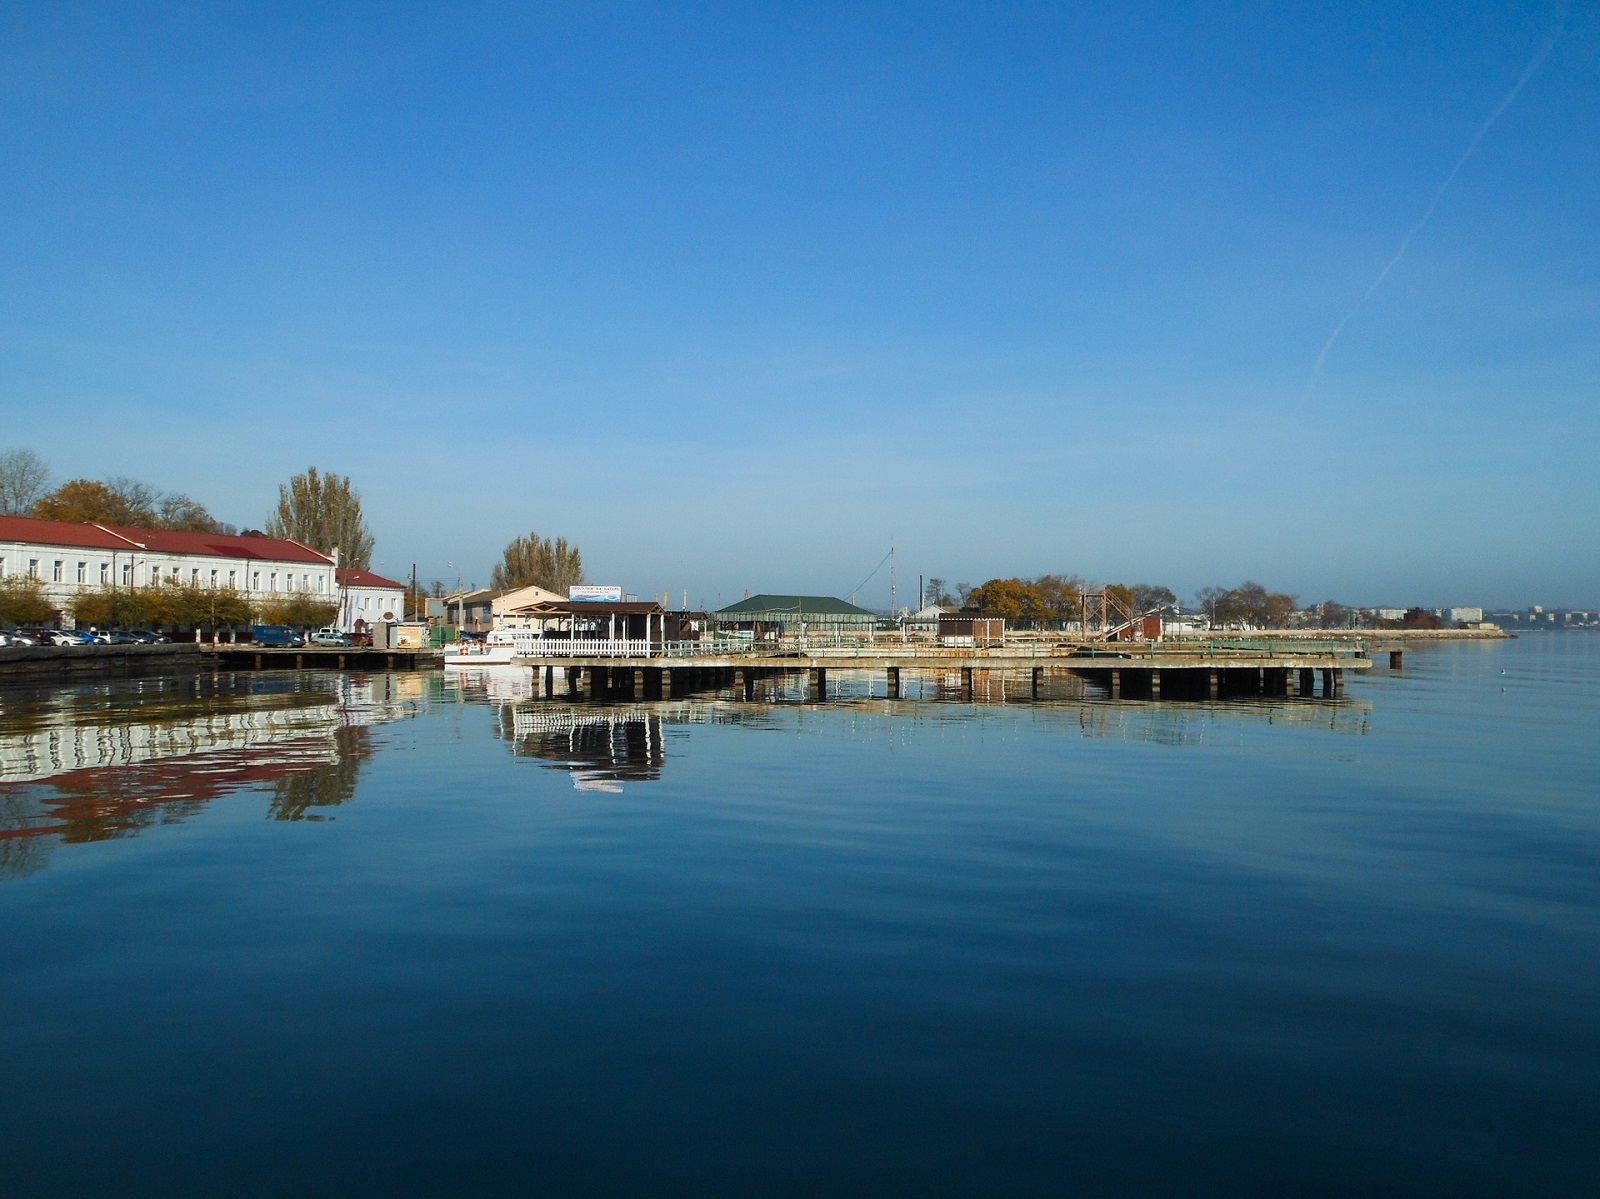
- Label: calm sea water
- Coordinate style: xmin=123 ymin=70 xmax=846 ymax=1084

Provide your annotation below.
xmin=1 ymin=637 xmax=1596 ymax=1196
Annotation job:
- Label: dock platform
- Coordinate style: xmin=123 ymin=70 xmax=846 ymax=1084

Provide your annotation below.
xmin=507 ymin=642 xmax=1372 ymax=702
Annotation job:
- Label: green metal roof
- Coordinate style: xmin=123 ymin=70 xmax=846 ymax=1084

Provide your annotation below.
xmin=714 ymin=594 xmax=876 ymax=617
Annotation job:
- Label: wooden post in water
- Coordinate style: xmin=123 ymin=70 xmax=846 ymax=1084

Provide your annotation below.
xmin=1150 ymin=670 xmax=1161 ymax=699
xmin=809 ymin=667 xmax=827 ymax=701
xmin=1207 ymin=668 xmax=1218 ymax=699
xmin=886 ymin=666 xmax=900 ymax=698
xmin=660 ymin=668 xmax=673 ymax=699
xmin=1109 ymin=669 xmax=1121 ymax=699
xmin=961 ymin=667 xmax=974 ymax=700
xmin=1031 ymin=666 xmax=1042 ymax=699
xmin=1390 ymin=650 xmax=1404 ymax=670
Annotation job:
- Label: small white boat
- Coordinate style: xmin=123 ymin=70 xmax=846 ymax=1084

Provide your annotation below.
xmin=441 ymin=630 xmax=521 ymax=666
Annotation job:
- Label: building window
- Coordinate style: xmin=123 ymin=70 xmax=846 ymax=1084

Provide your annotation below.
xmin=191 ymin=568 xmax=199 ymax=585
xmin=210 ymin=569 xmax=218 ymax=587
xmin=270 ymin=572 xmax=278 ymax=592
xmin=150 ymin=565 xmax=160 ymax=585
xmin=28 ymin=559 xmax=39 ymax=578
xmin=252 ymin=571 xmax=260 ymax=591
xmin=100 ymin=562 xmax=109 ymax=584
xmin=317 ymin=574 xmax=325 ymax=592
xmin=301 ymin=573 xmax=309 ymax=591
xmin=170 ymin=566 xmax=180 ymax=582
xmin=53 ymin=561 xmax=63 ymax=582
xmin=77 ymin=562 xmax=87 ymax=583
xmin=123 ymin=563 xmax=133 ymax=585
xmin=229 ymin=569 xmax=237 ymax=588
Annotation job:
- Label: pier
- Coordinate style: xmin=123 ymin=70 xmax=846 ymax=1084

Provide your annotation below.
xmin=506 ymin=641 xmax=1371 ymax=702
xmin=199 ymin=645 xmax=439 ymax=672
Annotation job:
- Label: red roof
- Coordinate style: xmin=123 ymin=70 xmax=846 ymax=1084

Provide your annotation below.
xmin=338 ymin=568 xmax=405 ymax=589
xmin=0 ymin=514 xmax=135 ymax=551
xmin=102 ymin=526 xmax=331 ymax=563
xmin=0 ymin=513 xmax=332 ymax=564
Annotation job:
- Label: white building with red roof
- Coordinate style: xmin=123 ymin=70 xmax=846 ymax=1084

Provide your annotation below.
xmin=336 ymin=568 xmax=407 ymax=631
xmin=0 ymin=514 xmax=339 ymax=625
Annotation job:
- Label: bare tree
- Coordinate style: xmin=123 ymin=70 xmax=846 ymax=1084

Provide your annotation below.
xmin=0 ymin=449 xmax=50 ymax=515
xmin=490 ymin=531 xmax=584 ymax=593
xmin=264 ymin=467 xmax=375 ymax=568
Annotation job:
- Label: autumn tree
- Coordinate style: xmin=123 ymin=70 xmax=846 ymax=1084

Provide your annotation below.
xmin=265 ymin=467 xmax=374 ymax=568
xmin=256 ymin=592 xmax=339 ymax=630
xmin=30 ymin=475 xmax=229 ymax=532
xmin=0 ymin=449 xmax=49 ymax=515
xmin=1195 ymin=582 xmax=1298 ymax=629
xmin=1317 ymin=601 xmax=1353 ymax=629
xmin=0 ymin=575 xmax=57 ymax=625
xmin=1124 ymin=583 xmax=1177 ymax=612
xmin=490 ymin=531 xmax=584 ymax=593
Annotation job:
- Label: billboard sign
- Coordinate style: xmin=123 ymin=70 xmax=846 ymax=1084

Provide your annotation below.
xmin=569 ymin=585 xmax=624 ymax=602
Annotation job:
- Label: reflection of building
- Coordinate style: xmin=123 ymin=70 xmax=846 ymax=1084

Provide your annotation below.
xmin=0 ymin=674 xmax=427 ymax=870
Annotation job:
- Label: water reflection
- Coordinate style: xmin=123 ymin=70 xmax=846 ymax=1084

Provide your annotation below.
xmin=0 ymin=672 xmax=429 ymax=877
xmin=449 ymin=663 xmax=1371 ymax=789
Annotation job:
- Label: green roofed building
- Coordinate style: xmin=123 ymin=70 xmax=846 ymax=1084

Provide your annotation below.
xmin=713 ymin=594 xmax=877 ymax=635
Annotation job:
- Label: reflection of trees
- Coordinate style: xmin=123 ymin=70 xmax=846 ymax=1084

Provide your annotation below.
xmin=0 ymin=792 xmax=54 ymax=879
xmin=266 ymin=727 xmax=372 ymax=821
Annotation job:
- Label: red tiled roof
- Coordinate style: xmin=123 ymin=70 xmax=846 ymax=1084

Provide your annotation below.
xmin=338 ymin=568 xmax=405 ymax=589
xmin=103 ymin=526 xmax=332 ymax=564
xmin=0 ymin=514 xmax=139 ymax=551
xmin=0 ymin=514 xmax=332 ymax=564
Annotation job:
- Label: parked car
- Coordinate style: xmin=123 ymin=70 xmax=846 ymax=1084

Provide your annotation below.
xmin=128 ymin=630 xmax=170 ymax=644
xmin=95 ymin=630 xmax=140 ymax=645
xmin=6 ymin=631 xmax=38 ymax=646
xmin=50 ymin=630 xmax=96 ymax=646
xmin=310 ymin=626 xmax=350 ymax=647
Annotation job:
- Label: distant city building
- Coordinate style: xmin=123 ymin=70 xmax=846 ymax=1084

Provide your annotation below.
xmin=1447 ymin=607 xmax=1484 ymax=624
xmin=1376 ymin=608 xmax=1407 ymax=622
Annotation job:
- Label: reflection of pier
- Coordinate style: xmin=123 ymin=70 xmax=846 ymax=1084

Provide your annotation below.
xmin=502 ymin=707 xmax=665 ymax=791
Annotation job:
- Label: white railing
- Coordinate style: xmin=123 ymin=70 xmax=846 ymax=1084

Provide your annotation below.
xmin=516 ymin=638 xmax=656 ymax=659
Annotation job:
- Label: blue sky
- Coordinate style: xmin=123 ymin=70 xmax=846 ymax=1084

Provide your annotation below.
xmin=2 ymin=2 xmax=1595 ymax=609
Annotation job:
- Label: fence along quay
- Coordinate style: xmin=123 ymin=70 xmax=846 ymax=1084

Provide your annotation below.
xmin=504 ymin=638 xmax=1373 ymax=702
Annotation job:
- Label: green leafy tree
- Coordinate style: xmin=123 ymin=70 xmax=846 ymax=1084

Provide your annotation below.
xmin=490 ymin=531 xmax=584 ymax=593
xmin=265 ymin=467 xmax=374 ymax=568
xmin=0 ymin=575 xmax=58 ymax=625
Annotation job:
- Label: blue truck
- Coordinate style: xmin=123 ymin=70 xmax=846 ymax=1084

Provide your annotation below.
xmin=250 ymin=624 xmax=304 ymax=648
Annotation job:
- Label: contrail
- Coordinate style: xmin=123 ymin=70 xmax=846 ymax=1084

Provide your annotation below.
xmin=1306 ymin=6 xmax=1567 ymax=397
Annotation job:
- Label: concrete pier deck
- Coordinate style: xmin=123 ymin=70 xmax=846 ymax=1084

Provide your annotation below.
xmin=509 ymin=642 xmax=1371 ymax=702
